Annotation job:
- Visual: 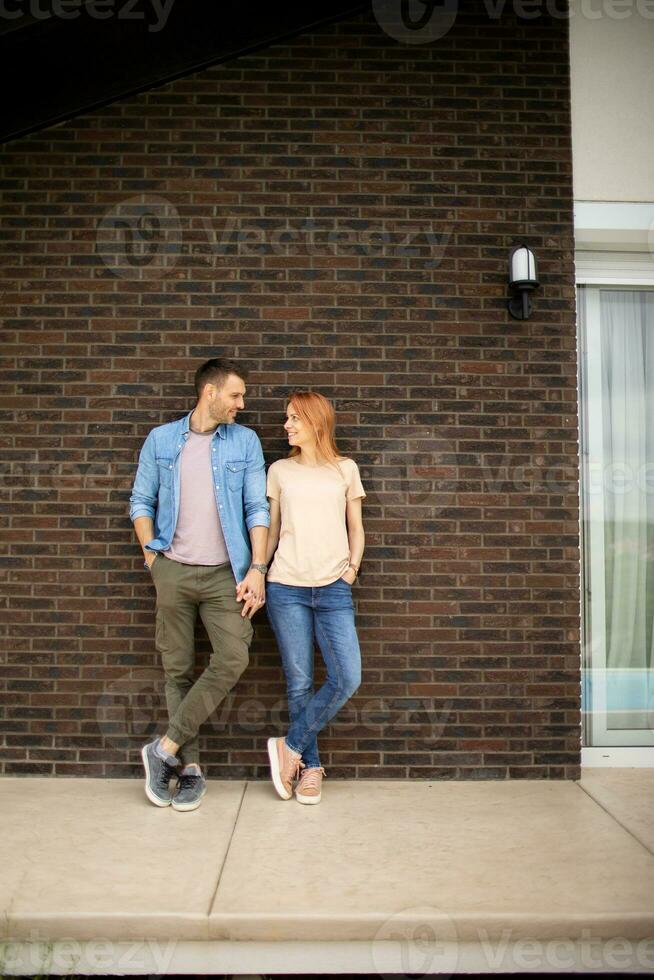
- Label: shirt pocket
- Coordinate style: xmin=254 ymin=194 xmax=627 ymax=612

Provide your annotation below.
xmin=225 ymin=459 xmax=247 ymax=491
xmin=156 ymin=456 xmax=174 ymax=488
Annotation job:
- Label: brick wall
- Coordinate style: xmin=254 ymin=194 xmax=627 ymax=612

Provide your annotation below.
xmin=0 ymin=1 xmax=581 ymax=779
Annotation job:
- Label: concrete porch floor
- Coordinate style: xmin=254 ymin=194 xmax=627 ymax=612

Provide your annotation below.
xmin=1 ymin=769 xmax=653 ymax=975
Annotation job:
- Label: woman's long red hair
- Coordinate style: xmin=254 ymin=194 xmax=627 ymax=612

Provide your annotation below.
xmin=285 ymin=390 xmax=347 ymax=467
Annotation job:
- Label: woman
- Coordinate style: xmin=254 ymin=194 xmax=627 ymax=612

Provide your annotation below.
xmin=264 ymin=390 xmax=366 ymax=804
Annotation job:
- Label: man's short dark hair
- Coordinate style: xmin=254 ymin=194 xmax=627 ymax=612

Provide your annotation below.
xmin=194 ymin=358 xmax=248 ymax=400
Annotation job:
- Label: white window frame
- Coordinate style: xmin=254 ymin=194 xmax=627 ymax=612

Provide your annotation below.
xmin=575 ymin=202 xmax=654 ymax=766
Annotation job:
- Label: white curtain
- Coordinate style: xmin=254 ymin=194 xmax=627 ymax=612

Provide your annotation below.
xmin=600 ymin=290 xmax=654 ymax=728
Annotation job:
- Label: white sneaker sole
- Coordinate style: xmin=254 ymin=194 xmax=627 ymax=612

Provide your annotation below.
xmin=141 ymin=744 xmax=172 ymax=807
xmin=267 ymin=737 xmax=293 ymax=800
xmin=295 ymin=790 xmax=321 ymax=805
xmin=171 ymin=787 xmax=207 ymax=811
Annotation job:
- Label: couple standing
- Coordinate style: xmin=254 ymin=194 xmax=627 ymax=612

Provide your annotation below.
xmin=128 ymin=357 xmax=366 ymax=810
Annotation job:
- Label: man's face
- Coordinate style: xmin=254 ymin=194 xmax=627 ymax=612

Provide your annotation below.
xmin=208 ymin=374 xmax=246 ymax=424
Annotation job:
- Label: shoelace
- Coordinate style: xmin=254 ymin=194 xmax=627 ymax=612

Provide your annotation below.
xmin=177 ymin=772 xmax=202 ymax=793
xmin=157 ymin=760 xmax=178 ymax=791
xmin=282 ymin=754 xmax=305 ymax=784
xmin=298 ymin=766 xmax=326 ymax=791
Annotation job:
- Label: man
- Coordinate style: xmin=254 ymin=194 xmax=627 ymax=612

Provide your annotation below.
xmin=128 ymin=357 xmax=270 ymax=811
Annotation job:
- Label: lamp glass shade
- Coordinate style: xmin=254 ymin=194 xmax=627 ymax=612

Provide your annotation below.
xmin=510 ymin=245 xmax=537 ymax=286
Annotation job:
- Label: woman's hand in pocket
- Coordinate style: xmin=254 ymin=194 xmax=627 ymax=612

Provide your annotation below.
xmin=340 ymin=566 xmax=357 ymax=585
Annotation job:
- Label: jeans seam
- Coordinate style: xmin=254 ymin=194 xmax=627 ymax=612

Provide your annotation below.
xmin=287 ymin=614 xmax=347 ymax=752
xmin=267 ymin=600 xmax=319 ymax=759
xmin=288 ymin=690 xmax=320 ymax=767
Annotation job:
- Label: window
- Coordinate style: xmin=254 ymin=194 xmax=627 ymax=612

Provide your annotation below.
xmin=578 ymin=286 xmax=654 ymax=753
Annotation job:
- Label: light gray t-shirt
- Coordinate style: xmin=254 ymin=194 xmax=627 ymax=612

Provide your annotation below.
xmin=162 ymin=427 xmax=230 ymax=566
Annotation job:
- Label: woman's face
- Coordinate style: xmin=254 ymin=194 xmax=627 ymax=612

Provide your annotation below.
xmin=284 ymin=402 xmax=312 ymax=449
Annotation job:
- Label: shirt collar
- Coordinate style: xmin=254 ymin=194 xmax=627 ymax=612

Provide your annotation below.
xmin=182 ymin=409 xmax=226 ymax=439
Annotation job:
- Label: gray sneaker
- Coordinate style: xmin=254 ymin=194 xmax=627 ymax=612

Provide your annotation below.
xmin=141 ymin=739 xmax=180 ymax=807
xmin=171 ymin=770 xmax=207 ymax=811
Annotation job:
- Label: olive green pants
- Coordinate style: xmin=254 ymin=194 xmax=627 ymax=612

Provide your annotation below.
xmin=149 ymin=552 xmax=253 ymax=765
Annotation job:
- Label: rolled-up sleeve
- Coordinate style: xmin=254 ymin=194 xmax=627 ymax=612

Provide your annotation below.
xmin=243 ymin=431 xmax=270 ymax=530
xmin=128 ymin=430 xmax=159 ymax=522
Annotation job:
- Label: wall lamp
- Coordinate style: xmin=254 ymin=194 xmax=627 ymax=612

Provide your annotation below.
xmin=507 ymin=243 xmax=539 ymax=320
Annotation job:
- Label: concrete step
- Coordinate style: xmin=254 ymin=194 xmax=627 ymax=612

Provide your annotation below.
xmin=1 ymin=770 xmax=653 ymax=974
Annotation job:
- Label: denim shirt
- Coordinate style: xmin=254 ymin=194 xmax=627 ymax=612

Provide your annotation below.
xmin=128 ymin=409 xmax=270 ymax=582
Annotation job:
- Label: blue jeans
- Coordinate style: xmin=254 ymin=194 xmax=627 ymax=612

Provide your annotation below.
xmin=265 ymin=578 xmax=362 ymax=769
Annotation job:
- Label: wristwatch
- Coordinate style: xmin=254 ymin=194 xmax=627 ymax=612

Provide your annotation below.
xmin=250 ymin=563 xmax=268 ymax=574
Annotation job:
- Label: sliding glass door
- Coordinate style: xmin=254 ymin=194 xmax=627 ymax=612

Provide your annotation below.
xmin=578 ymin=286 xmax=654 ymax=747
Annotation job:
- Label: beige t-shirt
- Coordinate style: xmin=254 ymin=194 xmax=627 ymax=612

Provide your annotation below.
xmin=266 ymin=456 xmax=366 ymax=587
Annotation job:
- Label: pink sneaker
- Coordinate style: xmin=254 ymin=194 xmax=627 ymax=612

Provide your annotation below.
xmin=267 ymin=736 xmax=305 ymax=800
xmin=295 ymin=766 xmax=326 ymax=805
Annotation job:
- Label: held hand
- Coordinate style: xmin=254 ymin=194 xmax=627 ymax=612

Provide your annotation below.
xmin=235 ymin=567 xmax=266 ymax=618
xmin=240 ymin=590 xmax=261 ymax=619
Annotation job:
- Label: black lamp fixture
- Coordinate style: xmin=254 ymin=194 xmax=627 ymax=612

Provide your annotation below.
xmin=507 ymin=243 xmax=539 ymax=320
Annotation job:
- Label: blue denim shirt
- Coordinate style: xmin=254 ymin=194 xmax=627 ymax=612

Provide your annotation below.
xmin=128 ymin=409 xmax=270 ymax=582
